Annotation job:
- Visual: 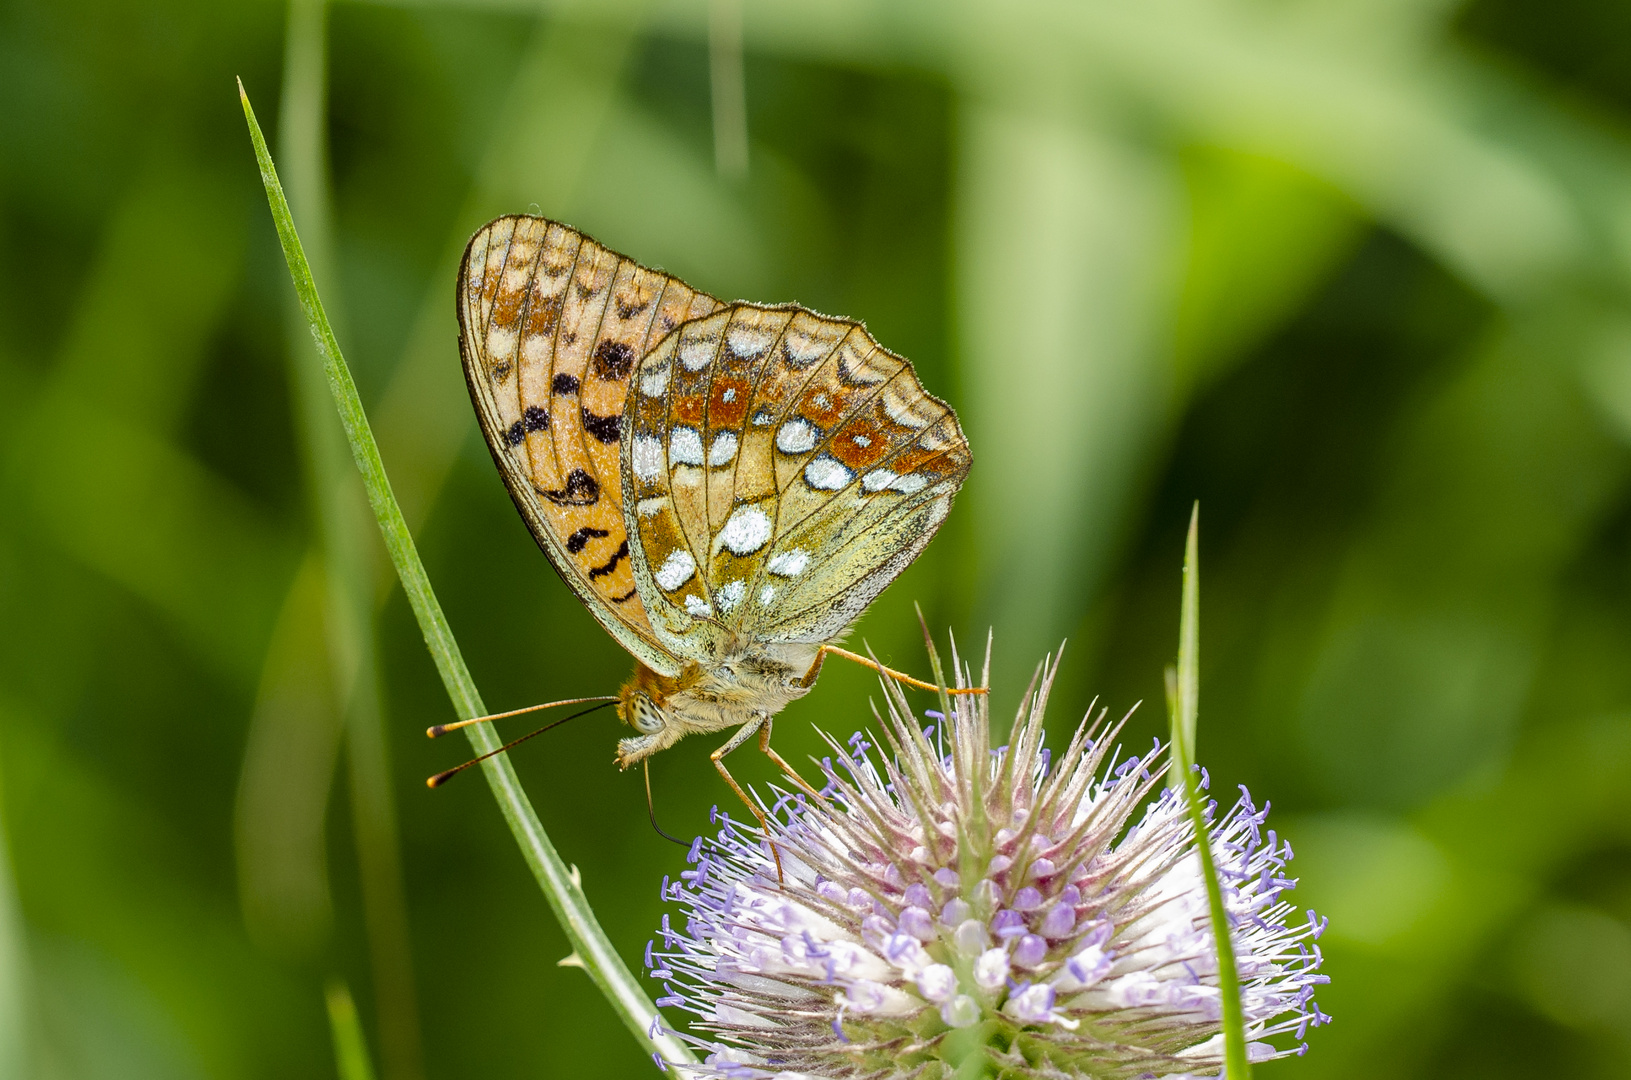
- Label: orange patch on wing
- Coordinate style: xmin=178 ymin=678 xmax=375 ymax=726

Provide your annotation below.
xmin=707 ymin=376 xmax=752 ymax=430
xmin=827 ymin=419 xmax=891 ymax=470
xmin=672 ymin=392 xmax=707 ymax=426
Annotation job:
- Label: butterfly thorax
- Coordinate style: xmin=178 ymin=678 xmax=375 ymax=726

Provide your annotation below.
xmin=614 ymin=644 xmax=818 ymax=768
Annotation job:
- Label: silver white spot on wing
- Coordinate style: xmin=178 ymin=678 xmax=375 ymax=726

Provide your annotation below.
xmin=639 ymin=362 xmax=671 ymax=397
xmin=726 ymin=324 xmax=774 ymax=360
xmin=655 ymin=550 xmax=697 ymax=591
xmin=882 ymin=389 xmax=933 ymax=429
xmin=636 ymin=496 xmax=667 ymax=517
xmin=759 ymin=584 xmax=777 ymax=607
xmin=669 ymin=426 xmax=705 ymax=466
xmin=804 ymin=454 xmax=852 ymax=491
xmin=861 ymin=468 xmax=896 ymax=492
xmin=782 ymin=328 xmax=830 ymax=366
xmin=890 ymin=473 xmax=929 ymax=494
xmin=722 ymin=386 xmax=736 ymax=403
xmin=751 ymin=407 xmax=775 ymax=427
xmin=776 ymin=418 xmax=819 ymax=454
xmin=632 ymin=436 xmax=665 ymax=482
xmin=679 ymin=337 xmax=717 ymax=371
xmin=717 ymin=579 xmax=745 ymax=613
xmin=708 ymin=431 xmax=739 ymax=468
xmin=684 ymin=594 xmax=713 ymax=618
xmin=767 ymin=550 xmax=809 ymax=578
xmin=718 ymin=505 xmax=773 ymax=556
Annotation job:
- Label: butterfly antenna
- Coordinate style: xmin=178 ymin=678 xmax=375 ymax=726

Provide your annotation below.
xmin=426 ymin=701 xmax=617 ymax=788
xmin=426 ymin=695 xmax=618 ymax=739
xmin=644 ymin=760 xmax=689 ymax=846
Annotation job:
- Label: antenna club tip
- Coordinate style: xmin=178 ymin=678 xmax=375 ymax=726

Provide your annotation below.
xmin=427 ymin=771 xmax=455 ymax=789
xmin=427 ymin=725 xmax=446 ymax=739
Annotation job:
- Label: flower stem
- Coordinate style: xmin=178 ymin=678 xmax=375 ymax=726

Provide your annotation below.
xmin=238 ymin=81 xmax=696 ymax=1071
xmin=1167 ymin=504 xmax=1252 ymax=1078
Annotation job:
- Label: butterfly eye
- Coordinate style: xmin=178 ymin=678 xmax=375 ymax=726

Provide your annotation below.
xmin=633 ymin=697 xmax=665 ymax=735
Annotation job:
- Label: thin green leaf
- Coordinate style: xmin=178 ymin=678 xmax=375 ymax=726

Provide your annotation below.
xmin=1167 ymin=505 xmax=1251 ymax=1079
xmin=325 ymin=979 xmax=378 ymax=1080
xmin=1176 ymin=503 xmax=1200 ymax=763
xmin=238 ymin=80 xmax=696 ymax=1071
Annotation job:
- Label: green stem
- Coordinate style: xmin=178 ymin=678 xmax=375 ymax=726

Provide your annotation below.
xmin=1168 ymin=505 xmax=1251 ymax=1079
xmin=239 ymin=81 xmax=696 ymax=1072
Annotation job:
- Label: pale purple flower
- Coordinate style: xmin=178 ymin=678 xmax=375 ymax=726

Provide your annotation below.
xmin=646 ymin=653 xmax=1331 ymax=1078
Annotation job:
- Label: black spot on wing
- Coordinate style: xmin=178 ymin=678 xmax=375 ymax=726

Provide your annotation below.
xmin=538 ymin=469 xmax=599 ymax=506
xmin=524 ymin=405 xmax=549 ymax=432
xmin=616 ymin=296 xmax=650 ymax=319
xmin=553 ymin=373 xmax=580 ymax=395
xmin=565 ymin=526 xmax=610 ymax=554
xmin=593 ymin=340 xmax=635 ymax=381
xmin=581 ymin=408 xmax=622 ymax=444
xmin=587 ymin=540 xmax=630 ymax=580
xmin=505 ymin=420 xmax=525 ymax=447
xmin=611 ymin=587 xmax=638 ymax=603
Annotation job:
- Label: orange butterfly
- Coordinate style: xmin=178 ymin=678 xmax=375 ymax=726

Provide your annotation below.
xmin=446 ymin=215 xmax=974 ymax=827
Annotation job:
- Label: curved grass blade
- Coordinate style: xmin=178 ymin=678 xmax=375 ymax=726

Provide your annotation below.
xmin=325 ymin=979 xmax=379 ymax=1080
xmin=1167 ymin=504 xmax=1251 ymax=1078
xmin=238 ymin=80 xmax=696 ymax=1072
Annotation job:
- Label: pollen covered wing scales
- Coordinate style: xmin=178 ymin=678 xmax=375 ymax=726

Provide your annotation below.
xmin=621 ymin=304 xmax=970 ymax=662
xmin=458 ymin=215 xmax=722 ymax=677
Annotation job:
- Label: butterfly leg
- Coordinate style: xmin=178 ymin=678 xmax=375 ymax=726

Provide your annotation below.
xmin=799 ymin=645 xmax=988 ymax=695
xmin=711 ymin=717 xmax=786 ymax=882
xmin=754 ymin=716 xmax=828 ymax=803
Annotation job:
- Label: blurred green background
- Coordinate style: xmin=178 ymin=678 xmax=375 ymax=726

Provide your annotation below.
xmin=5 ymin=0 xmax=1631 ymax=1077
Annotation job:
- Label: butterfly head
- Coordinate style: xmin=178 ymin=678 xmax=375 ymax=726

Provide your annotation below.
xmin=614 ymin=666 xmax=692 ymax=767
xmin=614 ymin=659 xmax=801 ymax=767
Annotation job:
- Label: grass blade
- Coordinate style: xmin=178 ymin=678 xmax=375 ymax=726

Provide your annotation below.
xmin=1168 ymin=504 xmax=1251 ymax=1078
xmin=238 ymin=80 xmax=697 ymax=1071
xmin=325 ymin=979 xmax=379 ymax=1080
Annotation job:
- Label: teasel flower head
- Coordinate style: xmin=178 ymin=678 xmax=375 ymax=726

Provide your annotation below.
xmin=646 ymin=649 xmax=1331 ymax=1079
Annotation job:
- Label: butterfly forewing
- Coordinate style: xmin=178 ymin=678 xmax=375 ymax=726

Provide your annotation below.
xmin=622 ymin=303 xmax=970 ymax=657
xmin=458 ymin=215 xmax=723 ymax=677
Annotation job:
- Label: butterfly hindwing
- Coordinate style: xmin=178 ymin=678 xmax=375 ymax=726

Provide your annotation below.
xmin=622 ymin=303 xmax=970 ymax=658
xmin=458 ymin=215 xmax=723 ymax=677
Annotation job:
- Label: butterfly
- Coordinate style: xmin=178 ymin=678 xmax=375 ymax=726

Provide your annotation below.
xmin=452 ymin=214 xmax=973 ymax=826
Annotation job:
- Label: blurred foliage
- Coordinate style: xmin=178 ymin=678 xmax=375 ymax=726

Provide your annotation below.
xmin=5 ymin=0 xmax=1631 ymax=1078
